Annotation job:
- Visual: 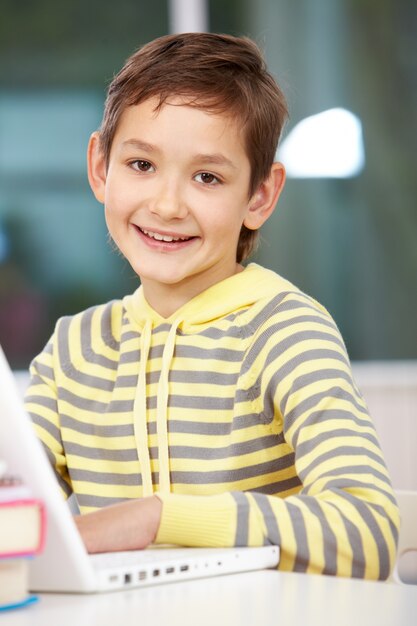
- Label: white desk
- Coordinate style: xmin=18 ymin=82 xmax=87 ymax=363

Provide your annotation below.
xmin=3 ymin=570 xmax=417 ymax=626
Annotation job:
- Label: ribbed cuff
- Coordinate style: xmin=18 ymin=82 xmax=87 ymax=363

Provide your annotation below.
xmin=154 ymin=492 xmax=236 ymax=547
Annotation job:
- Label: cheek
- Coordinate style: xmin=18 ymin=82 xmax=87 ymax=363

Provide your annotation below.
xmin=103 ymin=206 xmax=117 ymax=242
xmin=103 ymin=183 xmax=137 ymax=228
xmin=103 ymin=191 xmax=129 ymax=241
xmin=206 ymin=197 xmax=250 ymax=234
xmin=104 ymin=185 xmax=126 ymax=212
xmin=201 ymin=214 xmax=246 ymax=249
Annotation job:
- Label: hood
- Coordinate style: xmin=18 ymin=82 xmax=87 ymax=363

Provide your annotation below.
xmin=123 ymin=263 xmax=295 ymax=331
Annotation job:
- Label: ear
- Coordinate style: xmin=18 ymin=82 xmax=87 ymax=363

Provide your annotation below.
xmin=87 ymin=131 xmax=107 ymax=204
xmin=243 ymin=162 xmax=286 ymax=230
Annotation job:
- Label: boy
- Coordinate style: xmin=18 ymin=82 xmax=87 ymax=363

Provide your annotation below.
xmin=25 ymin=33 xmax=399 ymax=579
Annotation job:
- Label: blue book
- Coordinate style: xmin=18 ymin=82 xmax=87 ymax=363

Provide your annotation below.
xmin=0 ymin=594 xmax=39 ymax=612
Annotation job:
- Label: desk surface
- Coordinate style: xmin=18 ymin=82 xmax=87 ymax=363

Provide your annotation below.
xmin=3 ymin=570 xmax=417 ymax=626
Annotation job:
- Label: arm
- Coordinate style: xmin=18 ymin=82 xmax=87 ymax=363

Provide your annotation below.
xmin=74 ymin=496 xmax=162 ymax=553
xmin=25 ymin=338 xmax=73 ymax=498
xmin=25 ymin=328 xmax=162 ymax=553
xmin=153 ymin=298 xmax=399 ymax=580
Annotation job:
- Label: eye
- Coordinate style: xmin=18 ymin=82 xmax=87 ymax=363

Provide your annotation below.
xmin=194 ymin=172 xmax=221 ymax=185
xmin=130 ymin=160 xmax=155 ymax=173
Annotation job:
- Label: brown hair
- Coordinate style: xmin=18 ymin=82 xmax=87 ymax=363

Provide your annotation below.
xmin=99 ymin=33 xmax=288 ymax=262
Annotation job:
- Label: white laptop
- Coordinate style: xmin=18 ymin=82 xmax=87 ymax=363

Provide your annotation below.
xmin=0 ymin=346 xmax=279 ymax=593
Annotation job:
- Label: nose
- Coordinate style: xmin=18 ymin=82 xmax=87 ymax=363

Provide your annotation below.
xmin=149 ymin=176 xmax=188 ymax=221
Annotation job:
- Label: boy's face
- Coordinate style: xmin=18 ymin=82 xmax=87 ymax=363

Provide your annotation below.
xmin=88 ymin=97 xmax=284 ymax=315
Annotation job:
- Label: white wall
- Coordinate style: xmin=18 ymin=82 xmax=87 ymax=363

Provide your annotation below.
xmin=352 ymin=361 xmax=417 ymax=490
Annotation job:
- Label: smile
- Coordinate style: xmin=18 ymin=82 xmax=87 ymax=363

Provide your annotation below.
xmin=134 ymin=225 xmax=197 ymax=249
xmin=140 ymin=228 xmax=192 ymax=242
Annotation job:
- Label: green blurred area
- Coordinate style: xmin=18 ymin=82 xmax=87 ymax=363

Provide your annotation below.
xmin=0 ymin=0 xmax=416 ymax=367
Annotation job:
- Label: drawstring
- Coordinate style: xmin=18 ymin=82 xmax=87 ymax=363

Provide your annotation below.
xmin=133 ymin=318 xmax=180 ymax=497
xmin=133 ymin=319 xmax=153 ymax=497
xmin=156 ymin=320 xmax=180 ymax=494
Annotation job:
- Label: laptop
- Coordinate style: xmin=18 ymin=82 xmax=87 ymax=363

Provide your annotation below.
xmin=0 ymin=346 xmax=279 ymax=593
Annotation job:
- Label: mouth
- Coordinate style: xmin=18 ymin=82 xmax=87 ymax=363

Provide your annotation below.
xmin=134 ymin=225 xmax=197 ymax=248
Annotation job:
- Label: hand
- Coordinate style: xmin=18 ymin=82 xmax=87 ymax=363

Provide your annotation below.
xmin=74 ymin=495 xmax=162 ymax=554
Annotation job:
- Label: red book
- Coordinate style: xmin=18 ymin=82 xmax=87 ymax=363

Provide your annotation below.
xmin=0 ymin=479 xmax=46 ymax=558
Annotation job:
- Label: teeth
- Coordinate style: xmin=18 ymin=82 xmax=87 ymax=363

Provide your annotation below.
xmin=141 ymin=228 xmax=190 ymax=242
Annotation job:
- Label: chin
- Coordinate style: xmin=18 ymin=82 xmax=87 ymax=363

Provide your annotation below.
xmin=132 ymin=265 xmax=187 ymax=285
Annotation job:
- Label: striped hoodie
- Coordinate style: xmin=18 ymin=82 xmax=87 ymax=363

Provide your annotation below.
xmin=25 ymin=263 xmax=399 ymax=579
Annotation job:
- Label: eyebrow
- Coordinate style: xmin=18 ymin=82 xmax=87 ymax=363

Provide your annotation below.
xmin=121 ymin=139 xmax=158 ymax=153
xmin=121 ymin=140 xmax=238 ymax=170
xmin=193 ymin=153 xmax=238 ymax=170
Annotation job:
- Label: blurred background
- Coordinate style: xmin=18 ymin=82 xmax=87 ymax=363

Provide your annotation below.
xmin=0 ymin=0 xmax=416 ymax=368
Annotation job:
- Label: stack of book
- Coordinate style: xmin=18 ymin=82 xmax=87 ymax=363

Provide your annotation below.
xmin=0 ymin=459 xmax=46 ymax=612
